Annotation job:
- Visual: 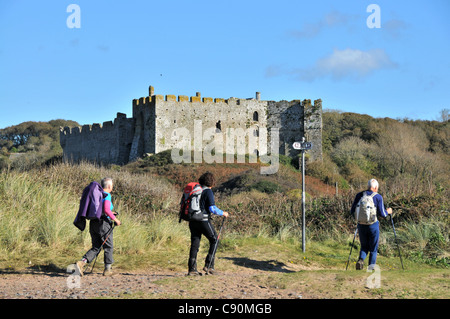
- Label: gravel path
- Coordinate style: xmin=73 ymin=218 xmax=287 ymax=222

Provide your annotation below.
xmin=0 ymin=267 xmax=304 ymax=299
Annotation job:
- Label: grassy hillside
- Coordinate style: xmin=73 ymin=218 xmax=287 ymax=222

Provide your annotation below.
xmin=316 ymin=110 xmax=449 ymax=194
xmin=0 ymin=119 xmax=79 ymax=170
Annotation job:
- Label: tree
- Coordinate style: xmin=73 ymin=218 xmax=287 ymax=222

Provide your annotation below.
xmin=0 ymin=119 xmax=79 ymax=170
xmin=439 ymin=108 xmax=449 ymax=122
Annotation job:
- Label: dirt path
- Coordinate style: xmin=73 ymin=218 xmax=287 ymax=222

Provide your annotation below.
xmin=2 ymin=257 xmax=448 ymax=300
xmin=0 ymin=268 xmax=305 ymax=299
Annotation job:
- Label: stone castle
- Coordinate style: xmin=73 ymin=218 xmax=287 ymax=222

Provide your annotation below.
xmin=59 ymin=85 xmax=323 ymax=165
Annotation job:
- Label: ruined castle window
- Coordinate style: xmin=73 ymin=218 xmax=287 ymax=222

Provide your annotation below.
xmin=216 ymin=120 xmax=222 ymax=133
xmin=253 ymin=111 xmax=259 ymax=122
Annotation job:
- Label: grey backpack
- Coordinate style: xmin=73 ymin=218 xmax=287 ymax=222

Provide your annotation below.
xmin=355 ymin=191 xmax=378 ymax=225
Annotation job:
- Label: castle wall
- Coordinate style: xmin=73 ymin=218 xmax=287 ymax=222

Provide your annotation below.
xmin=266 ymin=99 xmax=323 ymax=160
xmin=150 ymin=93 xmax=268 ymax=156
xmin=303 ymin=99 xmax=323 ymax=161
xmin=267 ymin=100 xmax=304 ymax=157
xmin=129 ymin=97 xmax=156 ymax=161
xmin=60 ymin=113 xmax=135 ymax=165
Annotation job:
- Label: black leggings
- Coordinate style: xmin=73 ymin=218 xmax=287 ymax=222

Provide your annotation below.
xmin=188 ymin=220 xmax=218 ymax=270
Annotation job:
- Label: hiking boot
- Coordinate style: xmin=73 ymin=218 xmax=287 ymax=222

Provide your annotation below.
xmin=187 ymin=258 xmax=202 ymax=276
xmin=203 ymin=267 xmax=216 ymax=275
xmin=356 ymin=259 xmax=364 ymax=270
xmin=103 ymin=268 xmax=113 ymax=276
xmin=103 ymin=264 xmax=113 ymax=276
xmin=75 ymin=260 xmax=86 ymax=276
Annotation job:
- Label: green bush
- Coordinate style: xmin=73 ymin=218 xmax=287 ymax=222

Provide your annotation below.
xmin=141 ymin=149 xmax=174 ymax=167
xmin=250 ymin=180 xmax=282 ymax=194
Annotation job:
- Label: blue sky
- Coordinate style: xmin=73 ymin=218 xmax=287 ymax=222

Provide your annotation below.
xmin=0 ymin=0 xmax=449 ymax=129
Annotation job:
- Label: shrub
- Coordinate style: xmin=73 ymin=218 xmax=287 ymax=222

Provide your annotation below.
xmin=250 ymin=180 xmax=282 ymax=194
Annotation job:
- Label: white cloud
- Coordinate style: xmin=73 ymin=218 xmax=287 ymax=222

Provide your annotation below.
xmin=267 ymin=48 xmax=398 ymax=82
xmin=315 ymin=48 xmax=396 ymax=79
xmin=289 ymin=10 xmax=356 ymax=39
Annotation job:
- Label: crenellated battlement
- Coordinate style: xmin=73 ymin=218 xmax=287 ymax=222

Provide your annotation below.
xmin=60 ymin=113 xmax=132 ymax=137
xmin=301 ymin=98 xmax=322 ymax=108
xmin=131 ymin=85 xmax=265 ymax=110
xmin=132 ymin=95 xmax=263 ymax=105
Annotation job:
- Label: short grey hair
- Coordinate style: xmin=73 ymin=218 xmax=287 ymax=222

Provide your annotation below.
xmin=368 ymin=178 xmax=379 ymax=190
xmin=101 ymin=177 xmax=113 ymax=189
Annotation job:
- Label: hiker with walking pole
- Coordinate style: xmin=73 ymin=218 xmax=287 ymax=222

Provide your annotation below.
xmin=74 ymin=177 xmax=121 ymax=276
xmin=349 ymin=179 xmax=392 ymax=270
xmin=185 ymin=172 xmax=230 ymax=276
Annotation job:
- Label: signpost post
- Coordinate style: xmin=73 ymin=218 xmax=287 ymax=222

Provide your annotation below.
xmin=293 ymin=137 xmax=312 ymax=253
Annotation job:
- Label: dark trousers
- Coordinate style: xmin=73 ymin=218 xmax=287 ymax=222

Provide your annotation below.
xmin=188 ymin=220 xmax=218 ymax=271
xmin=358 ymin=221 xmax=380 ymax=266
xmin=83 ymin=219 xmax=114 ymax=265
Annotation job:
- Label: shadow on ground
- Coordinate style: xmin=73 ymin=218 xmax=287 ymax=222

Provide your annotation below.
xmin=0 ymin=264 xmax=66 ymax=277
xmin=221 ymin=257 xmax=296 ymax=273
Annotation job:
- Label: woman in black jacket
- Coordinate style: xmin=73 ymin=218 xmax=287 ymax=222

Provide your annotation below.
xmin=188 ymin=172 xmax=229 ymax=276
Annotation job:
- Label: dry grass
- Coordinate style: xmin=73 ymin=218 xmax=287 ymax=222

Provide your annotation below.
xmin=0 ymin=159 xmax=448 ymax=271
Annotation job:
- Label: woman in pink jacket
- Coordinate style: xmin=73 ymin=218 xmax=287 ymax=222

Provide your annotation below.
xmin=76 ymin=177 xmax=121 ymax=276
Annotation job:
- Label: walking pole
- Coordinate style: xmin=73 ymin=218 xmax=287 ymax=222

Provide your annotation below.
xmin=346 ymin=227 xmax=358 ymax=271
xmin=390 ymin=215 xmax=405 ymax=270
xmin=88 ymin=222 xmax=115 ymax=274
xmin=206 ymin=216 xmax=226 ymax=274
